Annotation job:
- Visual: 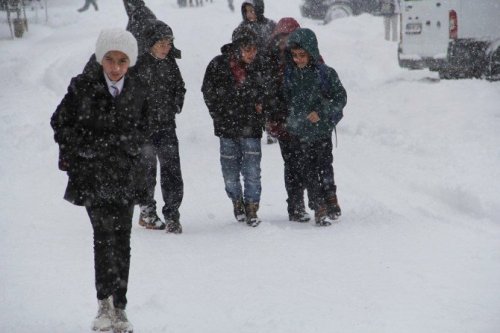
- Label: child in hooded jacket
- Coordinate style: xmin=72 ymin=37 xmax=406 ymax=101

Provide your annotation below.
xmin=237 ymin=0 xmax=276 ymax=49
xmin=237 ymin=0 xmax=279 ymax=144
xmin=283 ymin=28 xmax=347 ymax=226
xmin=265 ymin=17 xmax=313 ymax=223
xmin=202 ymin=27 xmax=266 ymax=227
xmin=133 ymin=19 xmax=186 ymax=234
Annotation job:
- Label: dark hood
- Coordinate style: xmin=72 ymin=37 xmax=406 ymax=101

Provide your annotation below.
xmin=287 ymin=28 xmax=321 ymax=63
xmin=232 ymin=25 xmax=259 ymax=48
xmin=219 ymin=26 xmax=259 ymax=57
xmin=143 ymin=19 xmax=181 ymax=59
xmin=241 ymin=0 xmax=265 ymax=22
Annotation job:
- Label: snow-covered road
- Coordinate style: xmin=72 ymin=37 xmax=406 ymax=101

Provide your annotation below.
xmin=1 ymin=0 xmax=499 ymax=332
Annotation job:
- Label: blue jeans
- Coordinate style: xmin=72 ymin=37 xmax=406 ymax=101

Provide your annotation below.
xmin=219 ymin=138 xmax=262 ymax=204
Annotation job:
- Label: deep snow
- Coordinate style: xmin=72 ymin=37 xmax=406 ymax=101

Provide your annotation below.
xmin=1 ymin=0 xmax=499 ymax=332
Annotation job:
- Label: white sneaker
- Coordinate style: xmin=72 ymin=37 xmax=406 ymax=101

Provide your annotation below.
xmin=91 ymin=296 xmax=114 ymax=332
xmin=113 ymin=308 xmax=133 ymax=333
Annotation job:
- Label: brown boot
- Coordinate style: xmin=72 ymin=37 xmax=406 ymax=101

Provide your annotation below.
xmin=327 ymin=195 xmax=342 ymax=220
xmin=138 ymin=205 xmax=166 ymax=230
xmin=315 ymin=206 xmax=334 ymax=227
xmin=233 ymin=199 xmax=246 ymax=222
xmin=245 ymin=202 xmax=261 ymax=227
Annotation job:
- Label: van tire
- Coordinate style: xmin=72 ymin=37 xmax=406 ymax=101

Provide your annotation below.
xmin=438 ymin=68 xmax=458 ymax=80
xmin=487 ymin=45 xmax=500 ymax=81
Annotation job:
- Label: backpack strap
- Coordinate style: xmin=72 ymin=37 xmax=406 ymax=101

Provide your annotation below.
xmin=316 ymin=63 xmax=333 ymax=99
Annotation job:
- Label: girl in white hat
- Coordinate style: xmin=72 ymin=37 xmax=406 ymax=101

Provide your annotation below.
xmin=51 ymin=28 xmax=146 ymax=333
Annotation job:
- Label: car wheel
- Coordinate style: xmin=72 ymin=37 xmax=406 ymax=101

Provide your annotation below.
xmin=438 ymin=68 xmax=460 ymax=80
xmin=487 ymin=45 xmax=500 ymax=81
xmin=324 ymin=4 xmax=353 ymax=24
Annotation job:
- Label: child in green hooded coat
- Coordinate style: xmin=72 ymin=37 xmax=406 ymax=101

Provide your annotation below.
xmin=283 ymin=28 xmax=347 ymax=226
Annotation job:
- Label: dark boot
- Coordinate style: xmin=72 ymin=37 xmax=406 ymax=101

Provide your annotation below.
xmin=245 ymin=202 xmax=261 ymax=227
xmin=315 ymin=206 xmax=334 ymax=227
xmin=138 ymin=205 xmax=166 ymax=230
xmin=165 ymin=217 xmax=182 ymax=234
xmin=288 ymin=199 xmax=311 ymax=223
xmin=233 ymin=199 xmax=246 ymax=222
xmin=327 ymin=195 xmax=341 ymax=220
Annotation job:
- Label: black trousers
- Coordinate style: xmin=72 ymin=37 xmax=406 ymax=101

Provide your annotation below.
xmin=86 ymin=204 xmax=134 ymax=309
xmin=142 ymin=131 xmax=184 ymax=220
xmin=278 ymin=137 xmax=310 ymax=214
xmin=295 ymin=136 xmax=337 ymax=211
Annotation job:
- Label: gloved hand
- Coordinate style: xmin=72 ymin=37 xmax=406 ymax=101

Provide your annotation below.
xmin=58 ymin=156 xmax=70 ymax=171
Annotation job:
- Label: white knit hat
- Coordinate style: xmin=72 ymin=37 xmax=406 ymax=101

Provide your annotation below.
xmin=95 ymin=28 xmax=138 ymax=66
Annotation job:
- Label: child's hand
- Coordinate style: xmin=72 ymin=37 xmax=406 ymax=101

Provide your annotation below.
xmin=255 ymin=104 xmax=263 ymax=114
xmin=307 ymin=111 xmax=320 ymax=123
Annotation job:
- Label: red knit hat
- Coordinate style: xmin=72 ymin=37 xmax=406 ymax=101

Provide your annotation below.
xmin=270 ymin=17 xmax=301 ymax=40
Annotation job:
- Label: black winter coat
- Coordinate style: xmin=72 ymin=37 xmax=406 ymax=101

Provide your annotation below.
xmin=201 ymin=44 xmax=265 ymax=139
xmin=132 ymin=53 xmax=186 ymax=134
xmin=51 ymin=64 xmax=149 ymax=206
xmin=124 ymin=0 xmax=156 ymax=55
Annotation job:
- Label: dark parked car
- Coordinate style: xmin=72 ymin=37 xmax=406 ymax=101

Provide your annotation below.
xmin=300 ymin=0 xmax=380 ymax=23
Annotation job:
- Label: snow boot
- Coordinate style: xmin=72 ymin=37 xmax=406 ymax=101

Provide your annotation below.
xmin=165 ymin=217 xmax=183 ymax=234
xmin=315 ymin=206 xmax=335 ymax=227
xmin=245 ymin=202 xmax=261 ymax=227
xmin=289 ymin=209 xmax=311 ymax=223
xmin=138 ymin=205 xmax=166 ymax=230
xmin=288 ymin=201 xmax=311 ymax=223
xmin=91 ymin=296 xmax=114 ymax=332
xmin=233 ymin=198 xmax=246 ymax=222
xmin=112 ymin=308 xmax=133 ymax=333
xmin=326 ymin=195 xmax=342 ymax=220
xmin=266 ymin=133 xmax=278 ymax=144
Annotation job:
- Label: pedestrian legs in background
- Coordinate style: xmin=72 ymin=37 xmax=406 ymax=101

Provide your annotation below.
xmin=78 ymin=0 xmax=98 ymax=12
xmin=189 ymin=0 xmax=203 ymax=6
xmin=265 ymin=123 xmax=278 ymax=144
xmin=266 ymin=132 xmax=278 ymax=144
xmin=384 ymin=15 xmax=398 ymax=41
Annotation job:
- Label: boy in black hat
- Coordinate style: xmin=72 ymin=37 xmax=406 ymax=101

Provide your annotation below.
xmin=134 ymin=19 xmax=186 ymax=234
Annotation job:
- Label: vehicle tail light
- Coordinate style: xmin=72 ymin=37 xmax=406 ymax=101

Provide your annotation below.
xmin=449 ymin=10 xmax=457 ymax=39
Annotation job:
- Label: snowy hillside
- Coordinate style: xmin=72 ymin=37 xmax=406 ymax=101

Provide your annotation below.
xmin=1 ymin=0 xmax=499 ymax=332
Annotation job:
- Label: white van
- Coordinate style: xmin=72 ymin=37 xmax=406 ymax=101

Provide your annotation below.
xmin=398 ymin=0 xmax=455 ymax=72
xmin=398 ymin=0 xmax=500 ymax=80
xmin=443 ymin=0 xmax=500 ymax=79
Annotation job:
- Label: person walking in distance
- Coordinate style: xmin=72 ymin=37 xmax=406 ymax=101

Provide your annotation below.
xmin=78 ymin=0 xmax=98 ymax=12
xmin=380 ymin=0 xmax=401 ymax=41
